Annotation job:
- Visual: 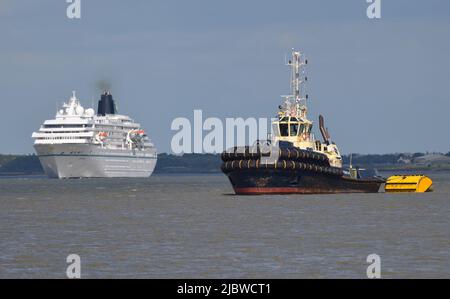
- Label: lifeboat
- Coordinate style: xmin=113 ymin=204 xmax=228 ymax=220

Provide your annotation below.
xmin=95 ymin=131 xmax=108 ymax=142
xmin=127 ymin=129 xmax=146 ymax=148
xmin=131 ymin=129 xmax=145 ymax=136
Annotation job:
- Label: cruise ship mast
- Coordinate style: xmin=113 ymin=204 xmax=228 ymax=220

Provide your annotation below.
xmin=281 ymin=49 xmax=309 ymax=119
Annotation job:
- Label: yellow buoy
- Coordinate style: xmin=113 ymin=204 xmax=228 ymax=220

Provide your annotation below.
xmin=385 ymin=175 xmax=433 ymax=193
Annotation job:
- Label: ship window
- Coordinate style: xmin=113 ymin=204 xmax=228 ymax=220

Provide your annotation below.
xmin=44 ymin=124 xmax=85 ymax=129
xmin=290 ymin=123 xmax=299 ymax=136
xmin=279 ymin=123 xmax=289 ymax=137
xmin=299 ymin=124 xmax=305 ymax=134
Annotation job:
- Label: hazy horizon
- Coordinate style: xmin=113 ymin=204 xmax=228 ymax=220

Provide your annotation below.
xmin=1 ymin=0 xmax=449 ymax=155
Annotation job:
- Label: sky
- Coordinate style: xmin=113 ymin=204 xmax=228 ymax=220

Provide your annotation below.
xmin=0 ymin=0 xmax=449 ymax=154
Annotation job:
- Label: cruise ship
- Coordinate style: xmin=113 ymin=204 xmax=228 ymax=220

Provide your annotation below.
xmin=32 ymin=91 xmax=157 ymax=178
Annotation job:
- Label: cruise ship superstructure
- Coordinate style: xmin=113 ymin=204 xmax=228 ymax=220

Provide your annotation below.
xmin=32 ymin=91 xmax=157 ymax=178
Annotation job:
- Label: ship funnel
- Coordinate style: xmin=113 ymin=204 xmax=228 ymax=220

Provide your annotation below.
xmin=319 ymin=115 xmax=331 ymax=144
xmin=97 ymin=91 xmax=116 ymax=116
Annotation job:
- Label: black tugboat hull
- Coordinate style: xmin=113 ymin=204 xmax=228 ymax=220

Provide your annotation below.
xmin=221 ymin=146 xmax=384 ymax=195
xmin=224 ymin=169 xmax=383 ymax=195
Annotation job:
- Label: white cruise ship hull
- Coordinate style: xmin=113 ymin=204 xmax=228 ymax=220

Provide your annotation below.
xmin=34 ymin=144 xmax=157 ymax=179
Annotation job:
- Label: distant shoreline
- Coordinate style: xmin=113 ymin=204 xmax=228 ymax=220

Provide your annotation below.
xmin=1 ymin=152 xmax=449 ymax=176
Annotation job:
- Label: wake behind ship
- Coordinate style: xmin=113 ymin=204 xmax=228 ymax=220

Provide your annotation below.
xmin=32 ymin=91 xmax=157 ymax=178
xmin=221 ymin=49 xmax=385 ymax=194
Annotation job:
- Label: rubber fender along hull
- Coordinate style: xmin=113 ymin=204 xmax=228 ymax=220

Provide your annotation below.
xmin=222 ymin=146 xmax=331 ymax=167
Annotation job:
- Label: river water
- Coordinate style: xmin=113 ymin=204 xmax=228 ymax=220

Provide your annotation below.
xmin=0 ymin=171 xmax=449 ymax=278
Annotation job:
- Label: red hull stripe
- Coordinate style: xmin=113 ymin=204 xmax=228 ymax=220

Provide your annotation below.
xmin=234 ymin=187 xmax=375 ymax=195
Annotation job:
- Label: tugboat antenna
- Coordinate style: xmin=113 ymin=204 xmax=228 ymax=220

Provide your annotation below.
xmin=282 ymin=49 xmax=308 ymax=117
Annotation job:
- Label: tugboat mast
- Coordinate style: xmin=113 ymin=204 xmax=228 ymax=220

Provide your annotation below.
xmin=283 ymin=49 xmax=308 ymax=118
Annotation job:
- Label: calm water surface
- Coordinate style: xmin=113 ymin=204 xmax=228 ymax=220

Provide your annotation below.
xmin=0 ymin=172 xmax=449 ymax=278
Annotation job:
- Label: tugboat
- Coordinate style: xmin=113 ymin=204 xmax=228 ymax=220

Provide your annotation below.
xmin=221 ymin=49 xmax=385 ymax=195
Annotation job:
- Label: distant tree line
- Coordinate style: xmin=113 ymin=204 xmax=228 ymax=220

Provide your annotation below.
xmin=153 ymin=153 xmax=222 ymax=173
xmin=0 ymin=154 xmax=43 ymax=174
xmin=1 ymin=151 xmax=449 ymax=175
